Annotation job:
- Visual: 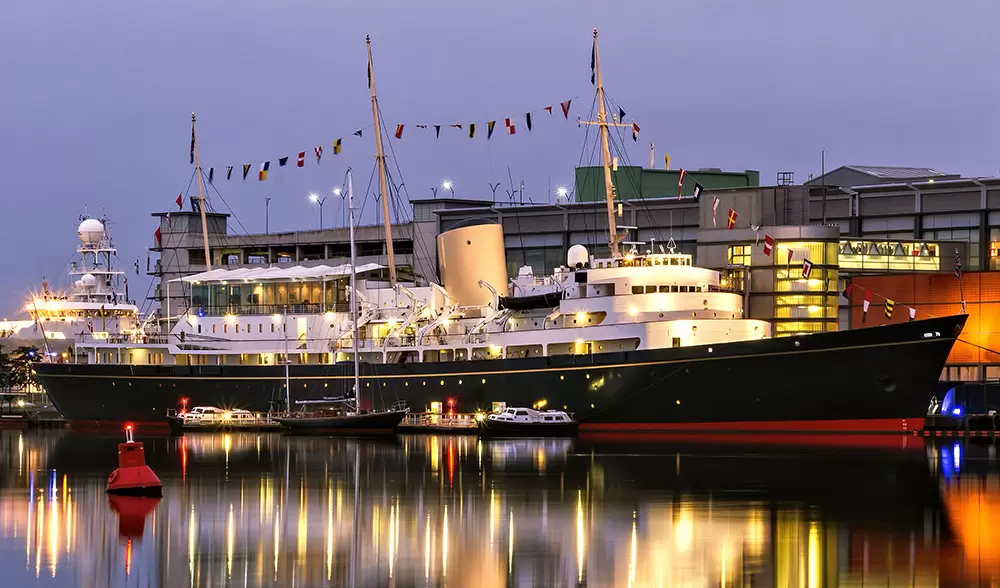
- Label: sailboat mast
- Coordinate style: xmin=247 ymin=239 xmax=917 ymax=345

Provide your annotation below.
xmin=593 ymin=29 xmax=621 ymax=258
xmin=347 ymin=170 xmax=362 ymax=408
xmin=192 ymin=113 xmax=212 ymax=271
xmin=366 ymin=34 xmax=398 ymax=287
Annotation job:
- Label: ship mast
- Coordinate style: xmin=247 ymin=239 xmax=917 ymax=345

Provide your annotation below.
xmin=192 ymin=113 xmax=212 ymax=271
xmin=347 ymin=169 xmax=362 ymax=409
xmin=579 ymin=29 xmax=631 ymax=258
xmin=367 ymin=34 xmax=397 ymax=287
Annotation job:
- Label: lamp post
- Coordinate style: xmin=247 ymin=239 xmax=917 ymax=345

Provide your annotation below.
xmin=556 ymin=186 xmax=569 ymax=203
xmin=332 ymin=187 xmax=343 ymax=228
xmin=265 ymin=197 xmax=271 ymax=234
xmin=309 ymin=192 xmax=327 ymax=230
xmin=442 ymin=180 xmax=455 ymax=198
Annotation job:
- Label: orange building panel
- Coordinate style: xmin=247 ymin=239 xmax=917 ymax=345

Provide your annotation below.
xmin=849 ymin=273 xmax=1000 ymax=365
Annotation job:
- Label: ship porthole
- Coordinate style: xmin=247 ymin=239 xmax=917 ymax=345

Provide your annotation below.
xmin=405 ymin=382 xmax=409 ymax=386
xmin=560 ymin=375 xmax=564 ymax=380
xmin=481 ymin=378 xmax=486 ymax=384
xmin=794 ymin=341 xmax=801 ymax=348
xmin=458 ymin=380 xmax=463 ymax=385
xmin=708 ymin=347 xmax=713 ymax=353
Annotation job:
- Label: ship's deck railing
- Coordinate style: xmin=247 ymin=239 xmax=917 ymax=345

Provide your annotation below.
xmin=76 ymin=333 xmax=168 ymax=346
xmin=189 ymin=303 xmax=348 ymax=317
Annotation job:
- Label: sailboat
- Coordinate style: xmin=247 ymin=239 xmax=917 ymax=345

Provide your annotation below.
xmin=276 ymin=168 xmax=409 ymax=434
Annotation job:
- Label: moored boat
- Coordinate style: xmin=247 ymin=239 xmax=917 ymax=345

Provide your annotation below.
xmin=479 ymin=407 xmax=579 ymax=438
xmin=165 ymin=406 xmax=281 ymax=433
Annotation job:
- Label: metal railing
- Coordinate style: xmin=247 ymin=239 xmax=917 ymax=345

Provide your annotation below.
xmin=189 ymin=303 xmax=349 ymax=316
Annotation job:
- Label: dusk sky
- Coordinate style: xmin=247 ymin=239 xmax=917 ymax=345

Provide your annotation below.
xmin=1 ymin=0 xmax=997 ymax=316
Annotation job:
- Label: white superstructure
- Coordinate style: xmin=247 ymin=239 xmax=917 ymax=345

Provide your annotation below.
xmin=67 ymin=238 xmax=769 ymax=367
xmin=4 ymin=217 xmax=143 ymax=353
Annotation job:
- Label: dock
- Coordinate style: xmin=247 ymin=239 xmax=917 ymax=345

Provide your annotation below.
xmin=398 ymin=413 xmax=478 ymax=434
xmin=919 ymin=413 xmax=1000 ymax=437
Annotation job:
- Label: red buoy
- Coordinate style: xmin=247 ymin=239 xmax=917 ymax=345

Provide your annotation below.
xmin=106 ymin=425 xmax=162 ymax=496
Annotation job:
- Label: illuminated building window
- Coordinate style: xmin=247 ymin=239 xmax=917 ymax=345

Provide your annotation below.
xmin=728 ymin=245 xmax=752 ymax=266
xmin=840 ymin=239 xmax=942 ymax=272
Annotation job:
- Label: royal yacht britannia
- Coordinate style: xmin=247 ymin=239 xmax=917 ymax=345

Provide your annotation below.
xmin=34 ymin=31 xmax=966 ymax=431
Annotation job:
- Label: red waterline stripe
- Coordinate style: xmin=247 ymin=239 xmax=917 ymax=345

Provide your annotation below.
xmin=580 ymin=418 xmax=924 ymax=433
xmin=579 ymin=432 xmax=923 ymax=450
xmin=69 ymin=420 xmax=170 ymax=432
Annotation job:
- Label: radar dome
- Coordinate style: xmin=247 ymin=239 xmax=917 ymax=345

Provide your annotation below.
xmin=80 ymin=274 xmax=97 ymax=289
xmin=73 ymin=280 xmax=83 ymax=290
xmin=77 ymin=218 xmax=105 ymax=245
xmin=567 ymin=244 xmax=589 ymax=269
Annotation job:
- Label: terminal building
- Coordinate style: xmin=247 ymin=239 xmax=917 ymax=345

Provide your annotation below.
xmin=151 ymin=164 xmax=994 ymax=386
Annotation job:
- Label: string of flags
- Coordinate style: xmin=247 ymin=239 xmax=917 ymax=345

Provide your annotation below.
xmin=201 ymin=98 xmax=586 ymax=184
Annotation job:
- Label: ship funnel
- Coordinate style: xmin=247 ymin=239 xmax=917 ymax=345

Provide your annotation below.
xmin=437 ymin=219 xmax=508 ymax=307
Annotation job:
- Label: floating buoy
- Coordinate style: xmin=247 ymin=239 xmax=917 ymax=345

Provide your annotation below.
xmin=106 ymin=425 xmax=162 ymax=496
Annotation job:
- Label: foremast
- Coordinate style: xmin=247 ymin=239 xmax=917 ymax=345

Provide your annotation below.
xmin=191 ymin=113 xmax=212 ymax=272
xmin=579 ymin=28 xmax=631 ymax=259
xmin=367 ymin=34 xmax=397 ymax=287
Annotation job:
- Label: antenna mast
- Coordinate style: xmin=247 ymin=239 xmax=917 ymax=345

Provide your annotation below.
xmin=192 ymin=113 xmax=212 ymax=271
xmin=367 ymin=34 xmax=397 ymax=287
xmin=579 ymin=29 xmax=630 ymax=258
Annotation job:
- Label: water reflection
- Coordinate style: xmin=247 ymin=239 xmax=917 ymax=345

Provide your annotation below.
xmin=0 ymin=430 xmax=999 ymax=586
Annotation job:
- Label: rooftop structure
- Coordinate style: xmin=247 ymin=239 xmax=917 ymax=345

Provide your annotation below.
xmin=805 ymin=165 xmax=959 ymax=188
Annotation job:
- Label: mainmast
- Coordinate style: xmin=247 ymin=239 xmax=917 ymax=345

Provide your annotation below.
xmin=191 ymin=113 xmax=212 ymax=271
xmin=580 ymin=29 xmax=630 ymax=258
xmin=367 ymin=34 xmax=397 ymax=287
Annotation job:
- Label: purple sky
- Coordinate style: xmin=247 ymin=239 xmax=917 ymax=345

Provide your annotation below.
xmin=1 ymin=0 xmax=998 ymax=316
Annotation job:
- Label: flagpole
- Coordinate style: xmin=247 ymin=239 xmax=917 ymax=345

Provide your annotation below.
xmin=367 ymin=34 xmax=397 ymax=287
xmin=192 ymin=113 xmax=213 ymax=272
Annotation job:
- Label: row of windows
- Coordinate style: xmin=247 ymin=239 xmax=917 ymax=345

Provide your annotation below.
xmin=188 ymin=322 xmax=286 ymax=335
xmin=630 ymin=285 xmax=705 ymax=294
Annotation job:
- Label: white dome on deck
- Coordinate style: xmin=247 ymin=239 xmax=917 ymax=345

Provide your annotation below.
xmin=567 ymin=244 xmax=589 ymax=268
xmin=80 ymin=274 xmax=97 ymax=289
xmin=77 ymin=218 xmax=105 ymax=245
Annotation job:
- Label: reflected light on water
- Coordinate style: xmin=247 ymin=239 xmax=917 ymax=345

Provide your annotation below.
xmin=226 ymin=503 xmax=234 ymax=579
xmin=442 ymin=504 xmax=448 ymax=577
xmin=187 ymin=505 xmax=196 ymax=587
xmin=507 ymin=509 xmax=513 ymax=575
xmin=576 ymin=489 xmax=584 ymax=583
xmin=807 ymin=520 xmax=822 ymax=588
xmin=325 ymin=482 xmax=333 ymax=582
xmin=1 ymin=432 xmax=1000 ymax=586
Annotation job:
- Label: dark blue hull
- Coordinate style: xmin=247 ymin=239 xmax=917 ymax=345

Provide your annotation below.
xmin=35 ymin=315 xmax=967 ymax=432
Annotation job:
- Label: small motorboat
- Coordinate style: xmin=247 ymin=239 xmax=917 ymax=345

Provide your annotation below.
xmin=478 ymin=407 xmax=579 ymax=438
xmin=166 ymin=406 xmax=281 ymax=433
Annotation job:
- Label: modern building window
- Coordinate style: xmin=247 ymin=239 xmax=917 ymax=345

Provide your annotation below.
xmin=506 ymin=247 xmax=564 ymax=279
xmin=727 ymin=245 xmax=752 ymax=267
xmin=923 ymin=228 xmax=979 ymax=270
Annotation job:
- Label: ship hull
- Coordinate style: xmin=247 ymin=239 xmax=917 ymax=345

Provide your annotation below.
xmin=36 ymin=315 xmax=967 ymax=432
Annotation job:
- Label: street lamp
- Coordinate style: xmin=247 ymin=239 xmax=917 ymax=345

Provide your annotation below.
xmin=309 ymin=192 xmax=327 ymax=230
xmin=442 ymin=180 xmax=455 ymax=197
xmin=556 ymin=186 xmax=569 ymax=202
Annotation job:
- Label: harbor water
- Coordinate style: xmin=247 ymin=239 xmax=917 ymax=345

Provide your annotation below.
xmin=0 ymin=429 xmax=996 ymax=586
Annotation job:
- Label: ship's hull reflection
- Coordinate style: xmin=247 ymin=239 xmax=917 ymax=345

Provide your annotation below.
xmin=0 ymin=430 xmax=998 ymax=586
